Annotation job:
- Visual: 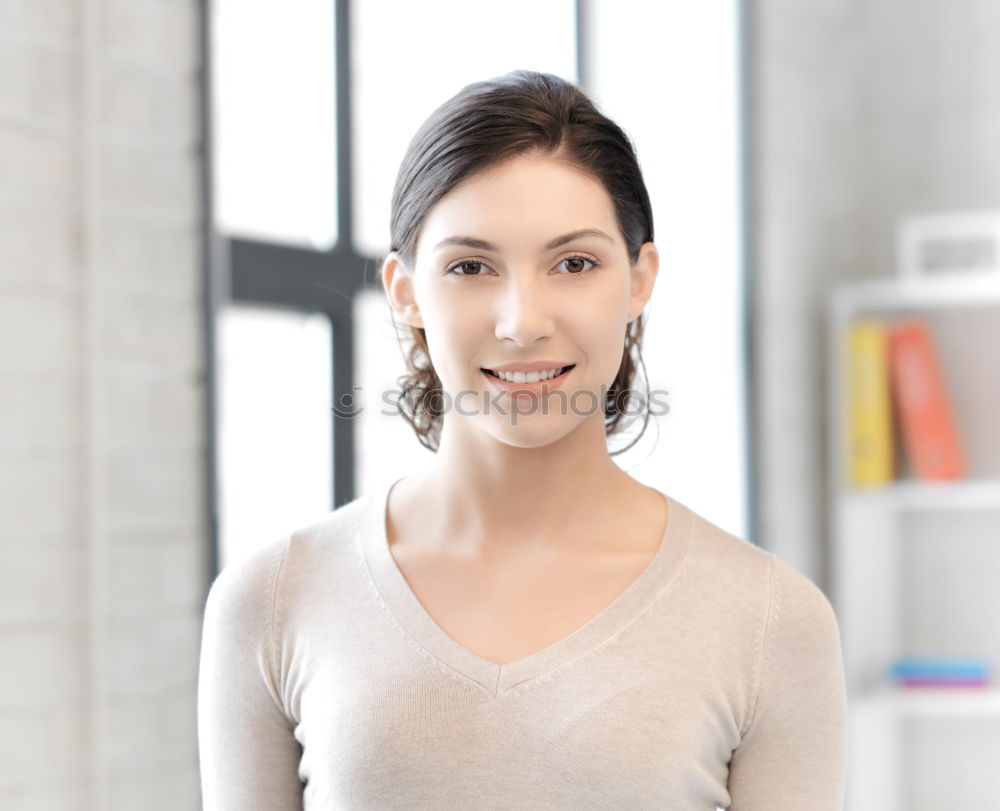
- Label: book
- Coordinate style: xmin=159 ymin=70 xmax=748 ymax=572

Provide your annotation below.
xmin=886 ymin=319 xmax=966 ymax=481
xmin=887 ymin=656 xmax=991 ymax=682
xmin=899 ymin=679 xmax=989 ymax=688
xmin=847 ymin=321 xmax=895 ymax=487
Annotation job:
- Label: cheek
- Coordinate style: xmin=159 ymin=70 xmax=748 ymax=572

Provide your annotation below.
xmin=592 ymin=326 xmax=631 ymax=375
xmin=420 ymin=308 xmax=482 ymax=372
xmin=572 ymin=275 xmax=631 ymax=317
xmin=571 ymin=290 xmax=629 ymax=341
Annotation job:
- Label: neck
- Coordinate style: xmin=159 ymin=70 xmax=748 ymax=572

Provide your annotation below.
xmin=400 ymin=412 xmax=639 ymax=559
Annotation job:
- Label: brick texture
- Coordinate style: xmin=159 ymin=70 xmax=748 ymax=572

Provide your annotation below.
xmin=0 ymin=0 xmax=205 ymax=807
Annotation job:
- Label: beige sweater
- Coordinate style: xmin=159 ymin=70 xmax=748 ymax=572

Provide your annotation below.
xmin=197 ymin=475 xmax=847 ymax=810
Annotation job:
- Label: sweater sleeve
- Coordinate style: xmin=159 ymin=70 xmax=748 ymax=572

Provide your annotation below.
xmin=726 ymin=555 xmax=848 ymax=810
xmin=197 ymin=537 xmax=305 ymax=810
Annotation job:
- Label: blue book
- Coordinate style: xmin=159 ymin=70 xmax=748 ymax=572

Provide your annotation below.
xmin=887 ymin=657 xmax=991 ymax=681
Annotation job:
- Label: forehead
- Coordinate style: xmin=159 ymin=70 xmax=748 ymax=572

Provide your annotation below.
xmin=415 ymin=154 xmax=619 ymax=254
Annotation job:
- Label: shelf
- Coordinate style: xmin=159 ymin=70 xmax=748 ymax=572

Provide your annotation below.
xmin=829 ymin=274 xmax=1000 ymax=809
xmin=853 ymin=684 xmax=1000 ymax=717
xmin=831 ymin=273 xmax=1000 ymax=312
xmin=841 ymin=479 xmax=1000 ymax=511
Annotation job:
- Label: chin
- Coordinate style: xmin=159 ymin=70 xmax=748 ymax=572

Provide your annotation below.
xmin=484 ymin=415 xmax=583 ymax=447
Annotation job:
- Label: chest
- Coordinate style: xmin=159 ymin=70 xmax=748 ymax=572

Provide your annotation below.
xmin=387 ymin=543 xmax=658 ymax=666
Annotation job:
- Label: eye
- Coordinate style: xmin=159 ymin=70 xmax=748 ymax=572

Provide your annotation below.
xmin=444 ymin=258 xmax=492 ymax=277
xmin=555 ymin=254 xmax=601 ymax=274
xmin=443 ymin=253 xmax=602 ymax=277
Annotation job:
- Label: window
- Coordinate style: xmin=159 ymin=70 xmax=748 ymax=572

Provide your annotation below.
xmin=204 ymin=0 xmax=751 ymax=571
xmin=215 ymin=305 xmax=333 ymax=568
xmin=211 ymin=0 xmax=337 ymax=249
xmin=586 ymin=0 xmax=749 ymax=537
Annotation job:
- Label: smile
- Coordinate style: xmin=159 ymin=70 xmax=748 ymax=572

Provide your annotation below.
xmin=481 ymin=365 xmax=575 ymax=394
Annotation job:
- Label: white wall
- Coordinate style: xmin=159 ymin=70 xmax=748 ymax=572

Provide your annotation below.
xmin=752 ymin=1 xmax=862 ymax=587
xmin=0 ymin=1 xmax=205 ymax=807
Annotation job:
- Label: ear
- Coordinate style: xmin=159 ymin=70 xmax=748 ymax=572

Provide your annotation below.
xmin=626 ymin=242 xmax=659 ymax=323
xmin=381 ymin=251 xmax=425 ymax=329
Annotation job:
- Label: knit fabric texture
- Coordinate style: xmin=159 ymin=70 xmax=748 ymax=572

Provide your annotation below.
xmin=197 ymin=476 xmax=847 ymax=810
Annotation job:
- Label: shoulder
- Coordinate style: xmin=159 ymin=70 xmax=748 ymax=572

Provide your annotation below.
xmin=673 ymin=499 xmax=840 ymax=642
xmin=768 ymin=555 xmax=838 ymax=624
xmin=199 ymin=536 xmax=291 ymax=689
xmin=740 ymin=555 xmax=846 ymax=747
xmin=286 ymin=489 xmax=373 ymax=558
xmin=674 ymin=499 xmax=775 ymax=596
xmin=678 ymin=500 xmax=832 ymax=598
xmin=203 ymin=487 xmax=376 ymax=621
xmin=268 ymin=487 xmax=386 ymax=621
xmin=203 ymin=535 xmax=290 ymax=631
xmin=280 ymin=489 xmax=377 ymax=593
xmin=763 ymin=555 xmax=842 ymax=663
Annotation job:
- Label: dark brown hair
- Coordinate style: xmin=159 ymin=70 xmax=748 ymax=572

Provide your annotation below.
xmin=380 ymin=69 xmax=655 ymax=455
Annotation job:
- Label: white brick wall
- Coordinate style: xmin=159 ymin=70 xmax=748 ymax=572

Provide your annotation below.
xmin=0 ymin=0 xmax=205 ymax=808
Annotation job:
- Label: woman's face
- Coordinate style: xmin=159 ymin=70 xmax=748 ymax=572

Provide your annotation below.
xmin=384 ymin=152 xmax=658 ymax=446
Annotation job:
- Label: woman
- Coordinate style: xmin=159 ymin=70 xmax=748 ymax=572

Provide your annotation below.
xmin=198 ymin=70 xmax=847 ymax=809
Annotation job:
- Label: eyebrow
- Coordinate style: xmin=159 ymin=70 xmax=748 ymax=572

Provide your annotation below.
xmin=432 ymin=228 xmax=615 ymax=253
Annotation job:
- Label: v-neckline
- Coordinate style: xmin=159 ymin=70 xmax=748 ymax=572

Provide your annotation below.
xmin=359 ymin=475 xmax=693 ymax=696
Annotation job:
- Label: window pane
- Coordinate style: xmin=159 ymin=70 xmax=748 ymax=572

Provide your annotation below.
xmin=217 ymin=304 xmax=333 ymax=570
xmin=588 ymin=0 xmax=747 ymax=538
xmin=211 ymin=0 xmax=337 ymax=250
xmin=351 ymin=0 xmax=577 ymax=259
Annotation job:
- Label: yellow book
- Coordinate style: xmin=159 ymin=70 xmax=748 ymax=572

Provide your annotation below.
xmin=847 ymin=321 xmax=895 ymax=487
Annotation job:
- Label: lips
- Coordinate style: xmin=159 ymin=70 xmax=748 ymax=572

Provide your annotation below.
xmin=483 ymin=365 xmax=573 ymax=382
xmin=481 ymin=364 xmax=575 ymax=395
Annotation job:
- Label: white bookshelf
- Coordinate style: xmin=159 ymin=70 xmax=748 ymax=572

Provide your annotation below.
xmin=843 ymin=479 xmax=1000 ymax=512
xmin=854 ymin=685 xmax=1000 ymax=718
xmin=827 ymin=274 xmax=1000 ymax=811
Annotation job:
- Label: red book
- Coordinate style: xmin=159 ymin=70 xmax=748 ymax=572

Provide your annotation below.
xmin=886 ymin=319 xmax=966 ymax=481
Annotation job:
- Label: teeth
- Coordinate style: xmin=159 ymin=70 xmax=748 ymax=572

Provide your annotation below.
xmin=489 ymin=366 xmax=567 ymax=383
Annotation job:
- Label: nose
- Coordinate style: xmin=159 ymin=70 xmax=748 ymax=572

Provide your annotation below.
xmin=493 ymin=271 xmax=556 ymax=346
